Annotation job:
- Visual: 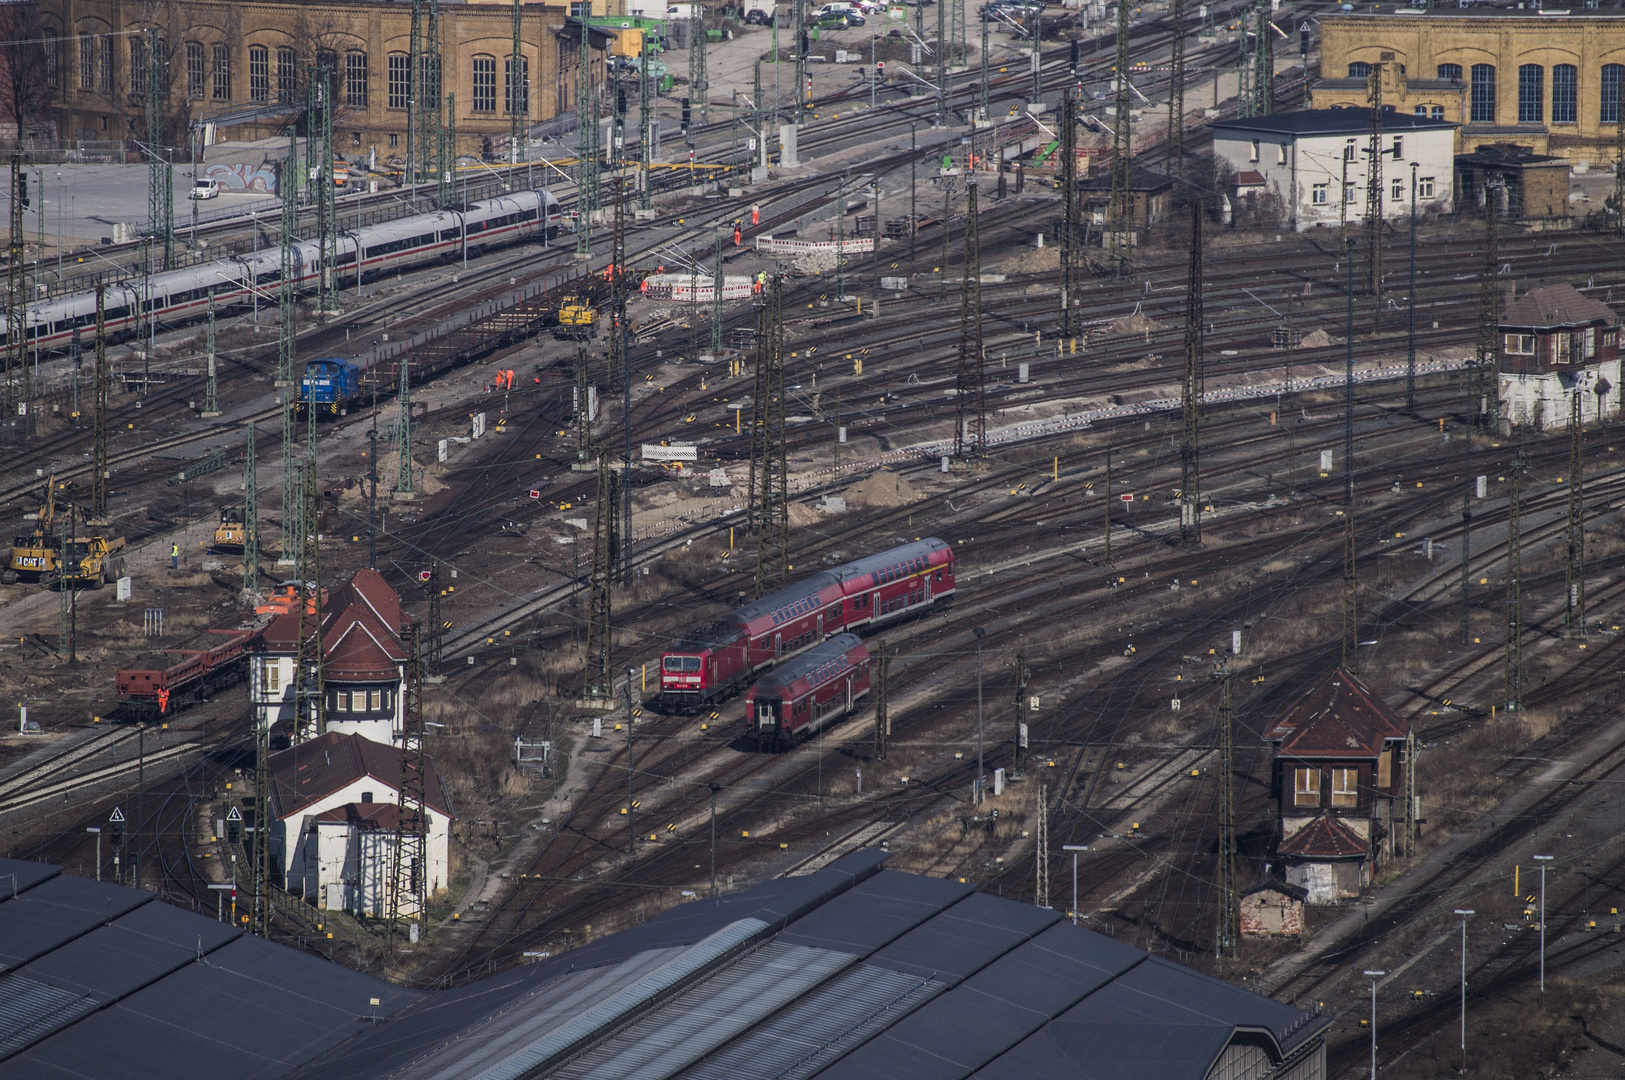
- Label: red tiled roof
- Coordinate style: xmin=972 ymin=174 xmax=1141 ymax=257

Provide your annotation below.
xmin=261 ymin=571 xmax=408 ymax=679
xmin=313 ymin=801 xmax=404 ymax=830
xmin=1278 ymin=816 xmax=1369 ymax=859
xmin=1501 ymin=283 xmax=1616 ymax=331
xmin=268 ymin=731 xmax=453 ymax=820
xmin=1235 ymin=170 xmax=1267 ymax=187
xmin=1266 ymin=667 xmax=1409 ymax=758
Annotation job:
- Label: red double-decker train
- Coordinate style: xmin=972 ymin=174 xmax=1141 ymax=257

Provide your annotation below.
xmin=659 ymin=537 xmax=953 ymax=710
xmin=746 ymin=634 xmax=871 ymax=750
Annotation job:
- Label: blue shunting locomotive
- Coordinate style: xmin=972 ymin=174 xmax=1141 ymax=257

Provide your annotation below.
xmin=301 ymin=358 xmax=363 ymax=412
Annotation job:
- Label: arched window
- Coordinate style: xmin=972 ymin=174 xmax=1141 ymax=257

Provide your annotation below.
xmin=506 ymin=55 xmax=529 ymax=114
xmin=130 ymin=34 xmax=147 ymax=94
xmin=1518 ymin=63 xmax=1544 ymax=123
xmin=345 ymin=51 xmax=367 ymax=107
xmin=1470 ymin=63 xmax=1496 ymax=122
xmin=1552 ymin=64 xmax=1576 ymax=122
xmin=1604 ymin=64 xmax=1624 ymax=124
xmin=1347 ymin=61 xmax=1369 ymax=78
xmin=249 ymin=45 xmax=269 ymax=102
xmin=186 ymin=41 xmax=204 ymax=98
xmin=471 ymin=53 xmax=497 ymax=111
xmin=387 ymin=52 xmax=409 ymax=109
xmin=42 ymin=29 xmax=57 ymax=88
xmin=213 ymin=43 xmax=231 ymax=100
xmin=1437 ymin=62 xmax=1462 ymax=81
xmin=276 ymin=46 xmax=296 ymax=103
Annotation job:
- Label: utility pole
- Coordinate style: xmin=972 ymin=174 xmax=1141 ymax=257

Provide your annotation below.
xmin=1012 ymin=651 xmax=1029 ymax=778
xmin=1059 ymin=92 xmax=1080 ymax=341
xmin=1103 ymin=444 xmax=1112 ymax=561
xmin=1459 ymin=430 xmax=1473 ymax=646
xmin=293 ymin=458 xmax=324 ymax=743
xmin=1034 ymin=782 xmax=1049 ymax=909
xmin=251 ymin=695 xmax=272 ymax=937
xmin=1342 ymin=509 xmax=1358 ymax=670
xmin=1407 ymin=162 xmax=1418 ymax=410
xmin=315 ymin=64 xmax=340 ymax=316
xmin=576 ymin=22 xmax=598 ymax=258
xmin=1180 ymin=202 xmax=1203 ymax=544
xmin=1364 ymin=63 xmax=1384 ymax=329
xmin=412 ymin=0 xmax=444 ymax=194
xmin=613 ymin=176 xmax=632 ymax=585
xmin=146 ymin=29 xmax=173 ymax=272
xmin=1344 ymin=238 xmax=1356 ymax=503
xmin=955 ymin=176 xmax=984 ymax=458
xmin=640 ymin=48 xmax=653 ymax=211
xmin=625 ymin=669 xmax=637 ymax=853
xmin=575 ymin=343 xmax=593 ymax=463
xmin=1403 ymin=728 xmax=1418 ymax=856
xmin=427 ymin=561 xmax=444 ymax=677
xmin=584 ymin=447 xmax=615 ymax=699
xmin=1165 ymin=0 xmax=1186 ymax=182
xmin=396 ymin=359 xmax=414 ymax=498
xmin=711 ymin=232 xmax=724 ymax=354
xmin=243 ymin=421 xmax=258 ymax=594
xmin=1215 ymin=662 xmax=1238 ymax=958
xmin=439 ymin=93 xmax=456 ymax=211
xmin=5 ymin=152 xmax=23 ymax=423
xmin=936 ymin=0 xmax=949 ymax=128
xmin=978 ymin=19 xmax=990 ymax=123
xmin=873 ymin=639 xmax=889 ymax=760
xmin=1107 ymin=0 xmax=1131 ymax=275
xmin=92 ymin=285 xmax=107 ymax=519
xmin=1473 ymin=181 xmax=1501 ymax=430
xmin=1566 ymin=387 xmax=1586 ymax=638
xmin=277 ymin=129 xmax=297 ymax=387
xmin=388 ymin=624 xmax=428 ymax=939
xmin=794 ymin=0 xmax=807 ymax=124
xmin=752 ymin=277 xmax=788 ymax=596
xmin=203 ymin=293 xmax=219 ymax=416
xmin=1615 ymin=101 xmax=1625 ymax=236
xmin=690 ymin=7 xmax=708 ymax=128
xmin=511 ymin=0 xmax=524 ymax=167
xmin=1505 ymin=450 xmax=1526 ymax=711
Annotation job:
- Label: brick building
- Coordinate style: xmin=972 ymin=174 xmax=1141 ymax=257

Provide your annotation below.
xmin=39 ymin=0 xmax=612 ymax=162
xmin=1265 ymin=668 xmax=1412 ymax=904
xmin=1456 ymin=144 xmax=1573 ymax=222
xmin=1499 ymin=282 xmax=1621 ymax=430
xmin=1312 ymin=7 xmax=1625 ymax=167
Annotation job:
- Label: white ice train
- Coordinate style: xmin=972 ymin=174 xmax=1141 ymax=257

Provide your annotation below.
xmin=10 ymin=189 xmax=565 ymax=351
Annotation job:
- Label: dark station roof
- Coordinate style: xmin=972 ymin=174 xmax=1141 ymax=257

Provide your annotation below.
xmin=267 ymin=731 xmax=453 ymax=821
xmin=0 ymin=851 xmax=1329 ymax=1080
xmin=1213 ymin=108 xmax=1456 ymax=138
xmin=1264 ymin=667 xmax=1409 ymax=758
xmin=1501 ymin=283 xmax=1618 ymax=332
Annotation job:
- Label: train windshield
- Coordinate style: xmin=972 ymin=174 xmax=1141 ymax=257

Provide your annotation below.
xmin=663 ymin=656 xmax=702 ymax=672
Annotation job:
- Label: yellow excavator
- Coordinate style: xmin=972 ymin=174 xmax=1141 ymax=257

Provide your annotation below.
xmin=3 ymin=476 xmax=127 ymax=588
xmin=555 ymin=295 xmax=597 ymax=340
xmin=213 ymin=506 xmax=246 ymax=553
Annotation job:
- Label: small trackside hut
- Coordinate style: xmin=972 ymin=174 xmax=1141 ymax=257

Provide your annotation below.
xmin=659 ymin=537 xmax=954 ymax=711
xmin=747 ymin=634 xmax=871 ymax=751
xmin=1497 ymin=282 xmax=1622 ymax=430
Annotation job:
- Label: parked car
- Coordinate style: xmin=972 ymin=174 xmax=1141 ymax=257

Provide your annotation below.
xmin=843 ymin=11 xmax=866 ymax=23
xmin=812 ymin=11 xmax=852 ymax=27
xmin=190 ymin=178 xmax=220 ymax=200
xmin=745 ymin=7 xmax=775 ymax=24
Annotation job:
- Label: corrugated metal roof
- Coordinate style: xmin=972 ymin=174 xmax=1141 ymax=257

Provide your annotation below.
xmin=777 ymin=871 xmax=974 ymax=957
xmin=0 ymin=874 xmax=149 ymax=971
xmin=676 ymin=963 xmax=945 ymax=1080
xmin=550 ymin=942 xmax=852 ymax=1080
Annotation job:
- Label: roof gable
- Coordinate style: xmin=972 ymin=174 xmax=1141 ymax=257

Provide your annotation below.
xmin=1279 ymin=816 xmax=1369 ymax=859
xmin=268 ymin=732 xmax=452 ymax=820
xmin=1501 ymin=283 xmax=1617 ymax=331
xmin=1267 ymin=667 xmax=1408 ymax=758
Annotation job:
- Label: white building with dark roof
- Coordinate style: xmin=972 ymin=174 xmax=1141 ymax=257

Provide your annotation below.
xmin=251 ymin=568 xmax=410 ymax=745
xmin=1211 ymin=109 xmax=1457 ymax=231
xmin=266 ymin=731 xmax=454 ymax=917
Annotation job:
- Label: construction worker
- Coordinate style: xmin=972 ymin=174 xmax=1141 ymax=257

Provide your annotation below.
xmin=170 ymin=542 xmax=179 ymax=569
xmin=733 ymin=222 xmax=743 ymax=247
xmin=751 ymin=204 xmax=760 ymax=226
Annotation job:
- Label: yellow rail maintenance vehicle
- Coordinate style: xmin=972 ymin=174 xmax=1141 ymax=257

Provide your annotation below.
xmin=213 ymin=506 xmax=247 ymax=553
xmin=555 ymin=295 xmax=597 ymax=340
xmin=53 ymin=535 xmax=127 ymax=590
xmin=4 ymin=475 xmax=61 ymax=585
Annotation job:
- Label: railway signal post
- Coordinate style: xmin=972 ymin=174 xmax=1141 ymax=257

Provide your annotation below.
xmin=874 ymin=640 xmax=890 ymax=761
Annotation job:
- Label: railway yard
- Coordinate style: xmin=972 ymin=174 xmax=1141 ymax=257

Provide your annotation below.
xmin=7 ymin=1 xmax=1625 ymax=1076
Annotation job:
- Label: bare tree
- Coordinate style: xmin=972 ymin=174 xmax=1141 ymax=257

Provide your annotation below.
xmin=0 ymin=2 xmax=51 ymax=148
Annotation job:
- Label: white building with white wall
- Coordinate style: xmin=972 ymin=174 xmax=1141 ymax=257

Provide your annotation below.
xmin=1211 ymin=109 xmax=1457 ymax=231
xmin=267 ymin=731 xmax=454 ymax=918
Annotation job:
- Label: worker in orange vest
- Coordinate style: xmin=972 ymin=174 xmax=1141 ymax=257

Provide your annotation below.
xmin=751 ymin=204 xmax=760 ymax=226
xmin=733 ymin=222 xmax=742 ymax=246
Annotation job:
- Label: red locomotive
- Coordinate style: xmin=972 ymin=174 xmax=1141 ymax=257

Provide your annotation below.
xmin=746 ymin=633 xmax=871 ymax=750
xmin=115 ymin=627 xmax=265 ymax=719
xmin=659 ymin=537 xmax=953 ymax=710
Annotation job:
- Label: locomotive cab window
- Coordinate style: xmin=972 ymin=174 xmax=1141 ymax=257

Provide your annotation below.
xmin=663 ymin=656 xmax=701 ymax=672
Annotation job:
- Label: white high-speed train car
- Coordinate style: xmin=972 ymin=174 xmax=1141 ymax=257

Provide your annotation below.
xmin=12 ymin=189 xmax=564 ymax=350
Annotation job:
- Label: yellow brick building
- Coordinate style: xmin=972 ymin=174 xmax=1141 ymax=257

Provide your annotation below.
xmin=40 ymin=0 xmax=612 ymax=163
xmin=1311 ymin=7 xmax=1625 ymax=166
